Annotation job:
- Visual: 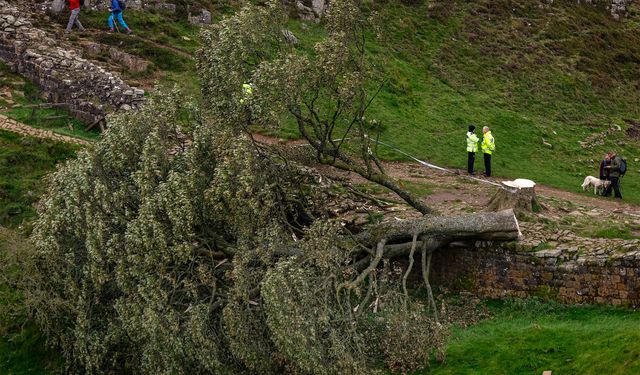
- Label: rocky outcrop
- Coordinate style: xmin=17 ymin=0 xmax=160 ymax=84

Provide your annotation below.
xmin=188 ymin=9 xmax=212 ymax=25
xmin=577 ymin=0 xmax=634 ymax=19
xmin=295 ymin=0 xmax=328 ymax=22
xmin=0 ymin=0 xmax=144 ymax=124
xmin=610 ymin=0 xmax=633 ymax=19
xmin=79 ymin=41 xmax=150 ymax=73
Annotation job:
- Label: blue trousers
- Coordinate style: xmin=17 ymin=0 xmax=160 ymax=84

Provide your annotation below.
xmin=108 ymin=11 xmax=129 ymax=30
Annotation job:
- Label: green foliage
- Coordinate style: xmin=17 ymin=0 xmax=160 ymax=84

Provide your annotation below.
xmin=25 ymin=3 xmax=445 ymax=373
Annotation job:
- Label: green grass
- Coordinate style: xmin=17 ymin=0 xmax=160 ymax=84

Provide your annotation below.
xmin=0 ymin=130 xmax=78 ymax=228
xmin=0 ymin=227 xmax=60 ymax=375
xmin=0 ymin=325 xmax=57 ymax=375
xmin=586 ymin=226 xmax=635 ymax=240
xmin=426 ymin=299 xmax=640 ymax=375
xmin=286 ymin=0 xmax=640 ymax=204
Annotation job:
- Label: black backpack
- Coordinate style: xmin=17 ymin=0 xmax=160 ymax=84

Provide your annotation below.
xmin=620 ymin=158 xmax=627 ymax=177
xmin=118 ymin=0 xmax=127 ymax=10
xmin=79 ymin=0 xmax=85 ymax=6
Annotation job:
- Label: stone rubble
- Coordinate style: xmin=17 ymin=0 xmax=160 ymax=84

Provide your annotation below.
xmin=0 ymin=0 xmax=145 ymax=124
xmin=79 ymin=40 xmax=150 ymax=73
xmin=188 ymin=9 xmax=212 ymax=25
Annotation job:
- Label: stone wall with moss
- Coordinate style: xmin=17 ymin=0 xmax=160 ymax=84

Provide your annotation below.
xmin=432 ymin=243 xmax=640 ymax=307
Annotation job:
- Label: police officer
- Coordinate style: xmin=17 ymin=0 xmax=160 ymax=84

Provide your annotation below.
xmin=466 ymin=125 xmax=479 ymax=175
xmin=481 ymin=126 xmax=495 ymax=177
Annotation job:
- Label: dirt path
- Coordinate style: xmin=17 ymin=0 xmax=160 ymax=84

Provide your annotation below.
xmin=253 ymin=133 xmax=640 ymax=216
xmin=0 ymin=114 xmax=92 ymax=146
xmin=79 ymin=31 xmax=195 ymax=60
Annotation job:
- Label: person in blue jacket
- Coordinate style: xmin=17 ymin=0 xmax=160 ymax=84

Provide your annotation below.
xmin=108 ymin=0 xmax=132 ymax=34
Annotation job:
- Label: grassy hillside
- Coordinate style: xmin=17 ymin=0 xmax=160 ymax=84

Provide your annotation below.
xmin=0 ymin=130 xmax=78 ymax=228
xmin=0 ymin=227 xmax=61 ymax=374
xmin=285 ymin=0 xmax=640 ymax=203
xmin=42 ymin=0 xmax=640 ymax=202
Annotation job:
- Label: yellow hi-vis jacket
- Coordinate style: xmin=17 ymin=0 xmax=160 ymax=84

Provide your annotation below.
xmin=481 ymin=131 xmax=495 ymax=155
xmin=240 ymin=83 xmax=253 ymax=104
xmin=466 ymin=131 xmax=479 ymax=152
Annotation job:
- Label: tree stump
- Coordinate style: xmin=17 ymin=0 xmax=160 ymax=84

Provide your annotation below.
xmin=486 ymin=179 xmax=543 ymax=213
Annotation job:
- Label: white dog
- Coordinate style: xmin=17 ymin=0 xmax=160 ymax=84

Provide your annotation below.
xmin=581 ymin=176 xmax=611 ymax=195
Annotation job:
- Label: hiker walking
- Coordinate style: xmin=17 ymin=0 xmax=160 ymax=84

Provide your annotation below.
xmin=65 ymin=0 xmax=86 ymax=34
xmin=108 ymin=0 xmax=132 ymax=34
xmin=481 ymin=126 xmax=495 ymax=177
xmin=603 ymin=151 xmax=623 ymax=199
xmin=466 ymin=124 xmax=479 ymax=175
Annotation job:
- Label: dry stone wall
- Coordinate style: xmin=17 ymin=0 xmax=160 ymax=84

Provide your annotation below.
xmin=432 ymin=242 xmax=640 ymax=307
xmin=1 ymin=0 xmax=144 ymax=124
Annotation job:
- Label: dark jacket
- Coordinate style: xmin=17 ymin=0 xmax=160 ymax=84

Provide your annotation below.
xmin=608 ymin=155 xmax=623 ymax=178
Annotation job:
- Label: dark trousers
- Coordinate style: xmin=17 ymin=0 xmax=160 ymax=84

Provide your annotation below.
xmin=604 ymin=176 xmax=622 ymax=198
xmin=484 ymin=153 xmax=491 ymax=177
xmin=467 ymin=152 xmax=475 ymax=174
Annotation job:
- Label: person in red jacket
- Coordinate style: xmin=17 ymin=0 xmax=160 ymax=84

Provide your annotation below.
xmin=65 ymin=0 xmax=86 ymax=34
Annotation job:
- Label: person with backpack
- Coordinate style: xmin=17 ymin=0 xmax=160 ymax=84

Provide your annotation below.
xmin=603 ymin=151 xmax=624 ymax=199
xmin=481 ymin=126 xmax=495 ymax=177
xmin=108 ymin=0 xmax=132 ymax=34
xmin=466 ymin=124 xmax=479 ymax=175
xmin=65 ymin=0 xmax=86 ymax=34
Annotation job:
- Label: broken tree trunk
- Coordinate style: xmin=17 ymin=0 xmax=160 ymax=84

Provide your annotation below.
xmin=356 ymin=209 xmax=520 ymax=248
xmin=352 ymin=209 xmax=520 ymax=270
xmin=486 ymin=179 xmax=543 ymax=213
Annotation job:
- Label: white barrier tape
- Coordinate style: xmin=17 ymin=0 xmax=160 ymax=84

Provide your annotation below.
xmin=292 ymin=136 xmax=518 ymax=193
xmin=371 ymin=139 xmax=519 ymax=193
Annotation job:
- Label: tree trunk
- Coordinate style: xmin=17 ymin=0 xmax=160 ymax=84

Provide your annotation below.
xmin=356 ymin=209 xmax=521 ymax=247
xmin=486 ymin=181 xmax=543 ymax=213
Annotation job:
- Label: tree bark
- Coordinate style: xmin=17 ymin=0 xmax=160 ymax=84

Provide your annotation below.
xmin=356 ymin=209 xmax=521 ymax=247
xmin=487 ymin=183 xmax=542 ymax=213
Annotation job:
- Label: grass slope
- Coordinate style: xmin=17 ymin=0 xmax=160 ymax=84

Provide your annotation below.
xmin=428 ymin=299 xmax=640 ymax=375
xmin=289 ymin=0 xmax=640 ymax=203
xmin=0 ymin=227 xmax=60 ymax=374
xmin=0 ymin=130 xmax=78 ymax=227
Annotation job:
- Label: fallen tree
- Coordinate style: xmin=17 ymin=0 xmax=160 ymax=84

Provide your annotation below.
xmin=19 ymin=1 xmax=522 ymax=374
